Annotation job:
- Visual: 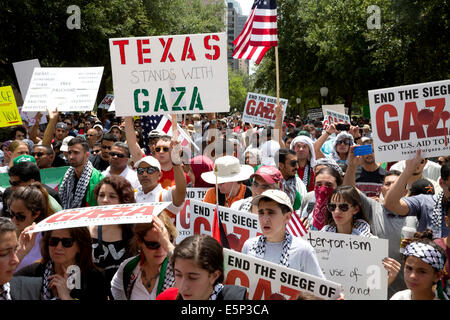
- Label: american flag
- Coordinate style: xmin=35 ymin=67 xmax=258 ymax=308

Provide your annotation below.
xmin=141 ymin=115 xmax=163 ymax=154
xmin=287 ymin=211 xmax=308 ymax=238
xmin=232 ymin=0 xmax=278 ymax=64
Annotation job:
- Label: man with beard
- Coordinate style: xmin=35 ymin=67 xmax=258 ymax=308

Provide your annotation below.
xmin=355 ymin=138 xmax=387 ymax=199
xmin=58 ymin=137 xmax=103 ymax=209
xmin=289 ymin=136 xmax=316 ymax=192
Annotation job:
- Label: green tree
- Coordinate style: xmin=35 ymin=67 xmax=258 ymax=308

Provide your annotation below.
xmin=228 ymin=67 xmax=251 ymax=113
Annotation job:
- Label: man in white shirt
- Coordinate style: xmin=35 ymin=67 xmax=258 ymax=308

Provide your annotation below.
xmin=134 ymin=151 xmax=186 ymax=221
xmin=102 ymin=142 xmax=141 ymax=190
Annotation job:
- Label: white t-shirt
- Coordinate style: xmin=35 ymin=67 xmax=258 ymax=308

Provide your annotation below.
xmin=102 ymin=165 xmax=141 ymax=190
xmin=390 ymin=289 xmax=441 ymax=300
xmin=134 ymin=184 xmax=184 ymax=216
xmin=242 ymin=235 xmax=325 ymax=279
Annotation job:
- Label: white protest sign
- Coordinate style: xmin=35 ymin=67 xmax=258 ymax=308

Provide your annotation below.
xmin=322 ymin=104 xmax=347 ymax=115
xmin=176 ymin=188 xmax=209 ymax=244
xmin=12 ymin=59 xmax=41 ymax=100
xmin=97 ymin=94 xmax=114 ymax=110
xmin=369 ymin=79 xmax=450 ymax=163
xmin=242 ymin=92 xmax=288 ymax=127
xmin=224 ymin=248 xmax=343 ymax=300
xmin=109 ymin=32 xmax=229 ymax=116
xmin=306 ymin=231 xmax=388 ymax=300
xmin=307 ymin=108 xmax=323 ymax=120
xmin=322 ymin=109 xmax=351 ymax=129
xmin=22 ymin=67 xmax=104 ymax=112
xmin=189 ymin=199 xmax=262 ymax=252
xmin=17 ymin=106 xmax=47 ymax=126
xmin=29 ymin=202 xmax=170 ymax=233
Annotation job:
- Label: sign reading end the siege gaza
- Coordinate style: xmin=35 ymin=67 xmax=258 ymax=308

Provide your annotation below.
xmin=109 ymin=32 xmax=229 ymax=116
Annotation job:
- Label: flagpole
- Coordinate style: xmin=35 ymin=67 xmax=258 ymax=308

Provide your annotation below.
xmin=275 ymin=46 xmax=280 ymax=106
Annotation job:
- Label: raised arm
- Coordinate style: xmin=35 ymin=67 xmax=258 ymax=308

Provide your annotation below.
xmin=383 ymin=150 xmax=423 ymax=216
xmin=169 ymin=140 xmax=187 ymax=207
xmin=28 ymin=112 xmax=43 ymax=144
xmin=124 ymin=116 xmax=144 ymax=162
xmin=273 ymin=102 xmax=285 ymax=149
xmin=314 ymin=123 xmax=336 ymax=159
xmin=42 ymin=108 xmax=58 ymax=146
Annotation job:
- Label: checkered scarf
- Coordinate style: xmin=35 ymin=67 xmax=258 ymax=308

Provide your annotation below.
xmin=251 ymin=231 xmax=292 ymax=267
xmin=404 ymin=242 xmax=445 ymax=271
xmin=162 ymin=261 xmax=175 ymax=293
xmin=431 ymin=192 xmax=444 ymax=239
xmin=209 ymin=283 xmax=224 ymax=300
xmin=0 ymin=283 xmax=11 ymax=300
xmin=238 ymin=197 xmax=253 ymax=212
xmin=42 ymin=261 xmax=58 ymax=300
xmin=321 ymin=219 xmax=372 ymax=237
xmin=58 ymin=160 xmax=94 ymax=209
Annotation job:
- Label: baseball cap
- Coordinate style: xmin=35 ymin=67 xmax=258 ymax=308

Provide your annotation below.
xmin=251 ymin=189 xmax=293 ymax=213
xmin=133 ymin=156 xmax=161 ymax=171
xmin=250 ymin=166 xmax=282 ymax=184
xmin=56 ymin=122 xmax=68 ymax=130
xmin=148 ymin=130 xmax=165 ymax=138
xmin=409 ymin=179 xmax=435 ymax=196
xmin=60 ymin=136 xmax=75 ymax=152
xmin=93 ymin=123 xmax=104 ymax=131
xmin=13 ymin=154 xmax=37 ymax=166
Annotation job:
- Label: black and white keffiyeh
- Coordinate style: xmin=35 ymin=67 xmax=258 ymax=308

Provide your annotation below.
xmin=283 ymin=177 xmax=298 ymax=209
xmin=42 ymin=261 xmax=58 ymax=300
xmin=322 ymin=219 xmax=373 ymax=237
xmin=404 ymin=242 xmax=445 ymax=271
xmin=58 ymin=160 xmax=94 ymax=209
xmin=209 ymin=283 xmax=224 ymax=300
xmin=251 ymin=231 xmax=292 ymax=267
xmin=162 ymin=261 xmax=175 ymax=293
xmin=0 ymin=283 xmax=11 ymax=300
xmin=238 ymin=197 xmax=253 ymax=212
xmin=431 ymin=192 xmax=444 ymax=239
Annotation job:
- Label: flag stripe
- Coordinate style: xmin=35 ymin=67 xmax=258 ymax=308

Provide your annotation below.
xmin=251 ymin=28 xmax=278 ymax=35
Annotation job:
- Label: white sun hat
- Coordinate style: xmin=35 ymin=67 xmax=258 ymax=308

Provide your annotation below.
xmin=201 ymin=155 xmax=254 ymax=185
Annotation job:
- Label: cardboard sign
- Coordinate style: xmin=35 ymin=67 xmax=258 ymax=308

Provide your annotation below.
xmin=189 ymin=199 xmax=262 ymax=252
xmin=176 ymin=188 xmax=209 ymax=244
xmin=307 ymin=231 xmax=389 ymax=300
xmin=97 ymin=94 xmax=114 ymax=110
xmin=322 ymin=109 xmax=351 ymax=129
xmin=223 ymin=248 xmax=343 ymax=300
xmin=29 ymin=202 xmax=170 ymax=233
xmin=322 ymin=104 xmax=347 ymax=115
xmin=0 ymin=86 xmax=23 ymax=128
xmin=109 ymin=32 xmax=229 ymax=116
xmin=17 ymin=106 xmax=47 ymax=126
xmin=12 ymin=59 xmax=41 ymax=99
xmin=242 ymin=92 xmax=288 ymax=127
xmin=369 ymin=79 xmax=450 ymax=163
xmin=22 ymin=67 xmax=104 ymax=112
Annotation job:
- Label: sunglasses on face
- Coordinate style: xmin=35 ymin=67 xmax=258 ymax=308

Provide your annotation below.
xmin=289 ymin=160 xmax=298 ymax=167
xmin=10 ymin=210 xmax=27 ymax=222
xmin=143 ymin=240 xmax=161 ymax=250
xmin=155 ymin=147 xmax=170 ymax=153
xmin=92 ymin=150 xmax=101 ymax=154
xmin=109 ymin=152 xmax=126 ymax=158
xmin=327 ymin=203 xmax=352 ymax=212
xmin=336 ymin=140 xmax=351 ymax=145
xmin=137 ymin=167 xmax=159 ymax=175
xmin=101 ymin=145 xmax=112 ymax=150
xmin=48 ymin=237 xmax=75 ymax=248
xmin=31 ymin=152 xmax=48 ymax=157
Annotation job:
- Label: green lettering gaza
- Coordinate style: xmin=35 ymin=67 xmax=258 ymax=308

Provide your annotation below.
xmin=133 ymin=87 xmax=203 ymax=113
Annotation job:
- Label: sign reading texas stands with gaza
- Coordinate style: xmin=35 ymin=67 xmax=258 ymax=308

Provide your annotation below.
xmin=109 ymin=32 xmax=229 ymax=116
xmin=369 ymin=79 xmax=450 ymax=163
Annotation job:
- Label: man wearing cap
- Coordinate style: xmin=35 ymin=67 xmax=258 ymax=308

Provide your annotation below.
xmin=241 ymin=189 xmax=324 ymax=278
xmin=202 ymin=156 xmax=253 ymax=208
xmin=93 ymin=123 xmax=105 ymax=138
xmin=58 ymin=137 xmax=104 ymax=209
xmin=230 ymin=166 xmax=283 ymax=213
xmin=275 ymin=148 xmax=307 ymax=212
xmin=41 ymin=109 xmax=68 ymax=147
xmin=88 ymin=133 xmax=118 ymax=172
xmin=102 ymin=142 xmax=141 ymax=190
xmin=134 ymin=144 xmax=186 ymax=221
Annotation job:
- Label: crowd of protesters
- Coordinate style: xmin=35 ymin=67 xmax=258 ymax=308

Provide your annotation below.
xmin=0 ymin=105 xmax=448 ymax=301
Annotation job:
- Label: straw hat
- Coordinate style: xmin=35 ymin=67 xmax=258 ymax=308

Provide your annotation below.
xmin=201 ymin=156 xmax=253 ymax=184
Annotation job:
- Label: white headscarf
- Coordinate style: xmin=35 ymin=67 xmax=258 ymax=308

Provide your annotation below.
xmin=330 ymin=131 xmax=354 ymax=164
xmin=289 ymin=135 xmax=316 ymax=167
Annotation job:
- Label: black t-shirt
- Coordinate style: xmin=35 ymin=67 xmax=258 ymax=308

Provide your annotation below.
xmin=89 ymin=154 xmax=109 ymax=172
xmin=355 ymin=165 xmax=387 ymax=198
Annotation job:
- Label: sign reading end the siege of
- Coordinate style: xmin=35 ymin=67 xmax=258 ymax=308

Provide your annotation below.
xmin=109 ymin=32 xmax=229 ymax=116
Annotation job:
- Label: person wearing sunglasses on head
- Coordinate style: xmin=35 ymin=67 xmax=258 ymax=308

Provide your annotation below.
xmin=156 ymin=234 xmax=247 ymax=300
xmin=15 ymin=226 xmax=108 ymax=300
xmin=133 ymin=153 xmax=186 ymax=222
xmin=111 ymin=212 xmax=177 ymax=300
xmin=101 ymin=142 xmax=141 ymax=190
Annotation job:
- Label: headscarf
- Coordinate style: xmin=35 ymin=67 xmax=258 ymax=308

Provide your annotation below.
xmin=313 ymin=158 xmax=345 ymax=177
xmin=330 ymin=132 xmax=355 ymax=164
xmin=404 ymin=241 xmax=446 ymax=271
xmin=290 ymin=135 xmax=316 ymax=167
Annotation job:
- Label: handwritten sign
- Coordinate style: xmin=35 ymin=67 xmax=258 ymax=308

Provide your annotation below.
xmin=175 ymin=188 xmax=209 ymax=244
xmin=97 ymin=94 xmax=114 ymax=110
xmin=17 ymin=106 xmax=47 ymax=126
xmin=22 ymin=67 xmax=104 ymax=112
xmin=0 ymin=86 xmax=22 ymax=128
xmin=109 ymin=32 xmax=229 ymax=116
xmin=322 ymin=109 xmax=351 ymax=129
xmin=242 ymin=92 xmax=288 ymax=127
xmin=189 ymin=199 xmax=262 ymax=252
xmin=307 ymin=231 xmax=388 ymax=300
xmin=224 ymin=248 xmax=343 ymax=300
xmin=368 ymin=79 xmax=450 ymax=163
xmin=307 ymin=108 xmax=323 ymax=120
xmin=29 ymin=202 xmax=170 ymax=233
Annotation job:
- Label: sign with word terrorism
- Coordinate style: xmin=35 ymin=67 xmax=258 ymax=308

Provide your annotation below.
xmin=109 ymin=33 xmax=229 ymax=116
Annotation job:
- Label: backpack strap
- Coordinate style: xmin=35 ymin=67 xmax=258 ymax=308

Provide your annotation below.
xmin=123 ymin=255 xmax=141 ymax=300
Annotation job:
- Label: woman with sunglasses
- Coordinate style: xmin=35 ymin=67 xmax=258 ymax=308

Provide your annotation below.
xmin=110 ymin=212 xmax=177 ymax=300
xmin=8 ymin=182 xmax=55 ymax=272
xmin=15 ymin=227 xmax=108 ymax=300
xmin=90 ymin=176 xmax=137 ymax=298
xmin=156 ymin=235 xmax=247 ymax=300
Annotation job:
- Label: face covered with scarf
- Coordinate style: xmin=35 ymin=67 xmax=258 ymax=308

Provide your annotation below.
xmin=312 ymin=172 xmax=339 ymax=230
